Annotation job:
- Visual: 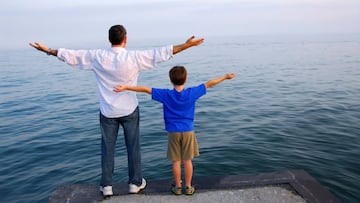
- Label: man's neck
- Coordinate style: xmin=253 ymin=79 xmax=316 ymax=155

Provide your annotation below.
xmin=111 ymin=41 xmax=126 ymax=48
xmin=112 ymin=44 xmax=125 ymax=48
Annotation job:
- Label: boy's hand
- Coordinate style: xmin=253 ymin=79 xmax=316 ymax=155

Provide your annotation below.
xmin=225 ymin=73 xmax=235 ymax=79
xmin=113 ymin=85 xmax=127 ymax=93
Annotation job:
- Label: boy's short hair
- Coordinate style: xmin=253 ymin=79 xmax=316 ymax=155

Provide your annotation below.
xmin=109 ymin=25 xmax=127 ymax=45
xmin=169 ymin=66 xmax=187 ymax=85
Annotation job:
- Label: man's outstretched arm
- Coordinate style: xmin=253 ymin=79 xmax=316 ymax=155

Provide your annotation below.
xmin=29 ymin=42 xmax=58 ymax=56
xmin=30 ymin=36 xmax=204 ymax=56
xmin=205 ymin=73 xmax=236 ymax=89
xmin=113 ymin=85 xmax=152 ymax=94
xmin=173 ymin=36 xmax=204 ymax=55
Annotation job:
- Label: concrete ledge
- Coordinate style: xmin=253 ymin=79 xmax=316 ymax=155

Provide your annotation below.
xmin=48 ymin=169 xmax=341 ymax=203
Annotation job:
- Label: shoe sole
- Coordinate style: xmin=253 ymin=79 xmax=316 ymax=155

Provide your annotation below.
xmin=172 ymin=189 xmax=182 ymax=195
xmin=185 ymin=187 xmax=196 ymax=195
xmin=129 ymin=186 xmax=146 ymax=194
xmin=99 ymin=187 xmax=113 ymax=197
xmin=129 ymin=179 xmax=147 ymax=194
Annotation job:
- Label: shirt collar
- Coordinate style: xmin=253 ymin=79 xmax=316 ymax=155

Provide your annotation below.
xmin=110 ymin=47 xmax=126 ymax=53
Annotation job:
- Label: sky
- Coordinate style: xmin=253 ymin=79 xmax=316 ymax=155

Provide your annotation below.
xmin=1 ymin=0 xmax=360 ymax=49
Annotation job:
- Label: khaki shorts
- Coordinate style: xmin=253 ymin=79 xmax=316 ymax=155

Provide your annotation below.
xmin=167 ymin=131 xmax=199 ymax=161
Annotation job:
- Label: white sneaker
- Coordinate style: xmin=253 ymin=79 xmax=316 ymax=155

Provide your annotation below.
xmin=129 ymin=178 xmax=146 ymax=194
xmin=100 ymin=186 xmax=113 ymax=196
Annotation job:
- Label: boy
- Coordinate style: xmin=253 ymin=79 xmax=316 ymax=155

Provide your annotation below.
xmin=113 ymin=66 xmax=235 ymax=195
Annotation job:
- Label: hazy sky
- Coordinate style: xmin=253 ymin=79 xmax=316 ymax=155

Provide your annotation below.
xmin=1 ymin=0 xmax=360 ymax=49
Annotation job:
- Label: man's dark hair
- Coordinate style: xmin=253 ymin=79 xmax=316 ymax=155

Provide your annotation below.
xmin=169 ymin=66 xmax=187 ymax=86
xmin=109 ymin=25 xmax=127 ymax=45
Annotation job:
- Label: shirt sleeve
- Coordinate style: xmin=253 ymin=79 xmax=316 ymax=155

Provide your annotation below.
xmin=134 ymin=45 xmax=173 ymax=71
xmin=57 ymin=48 xmax=97 ymax=70
xmin=190 ymin=83 xmax=207 ymax=100
xmin=151 ymin=88 xmax=168 ymax=103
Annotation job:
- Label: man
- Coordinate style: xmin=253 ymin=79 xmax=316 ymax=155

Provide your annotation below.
xmin=29 ymin=24 xmax=204 ymax=197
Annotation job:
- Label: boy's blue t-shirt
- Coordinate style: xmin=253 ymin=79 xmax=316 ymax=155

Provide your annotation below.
xmin=152 ymin=84 xmax=206 ymax=132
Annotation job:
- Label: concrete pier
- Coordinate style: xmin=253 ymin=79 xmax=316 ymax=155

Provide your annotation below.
xmin=48 ymin=169 xmax=341 ymax=203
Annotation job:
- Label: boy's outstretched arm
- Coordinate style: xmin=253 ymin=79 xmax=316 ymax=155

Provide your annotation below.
xmin=205 ymin=73 xmax=235 ymax=89
xmin=113 ymin=85 xmax=152 ymax=94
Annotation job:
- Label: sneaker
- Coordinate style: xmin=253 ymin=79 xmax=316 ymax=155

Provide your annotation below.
xmin=185 ymin=186 xmax=195 ymax=195
xmin=171 ymin=186 xmax=182 ymax=195
xmin=99 ymin=186 xmax=113 ymax=196
xmin=129 ymin=178 xmax=146 ymax=194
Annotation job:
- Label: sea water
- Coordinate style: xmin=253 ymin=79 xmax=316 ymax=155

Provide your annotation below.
xmin=0 ymin=34 xmax=359 ymax=202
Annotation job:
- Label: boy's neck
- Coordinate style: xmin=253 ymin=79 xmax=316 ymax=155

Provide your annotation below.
xmin=174 ymin=85 xmax=184 ymax=92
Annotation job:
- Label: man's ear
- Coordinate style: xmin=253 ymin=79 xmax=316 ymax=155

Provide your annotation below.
xmin=121 ymin=36 xmax=128 ymax=47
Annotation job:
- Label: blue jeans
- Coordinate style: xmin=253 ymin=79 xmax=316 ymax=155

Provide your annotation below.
xmin=99 ymin=107 xmax=142 ymax=186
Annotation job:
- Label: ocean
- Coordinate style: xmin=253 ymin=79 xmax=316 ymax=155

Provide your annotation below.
xmin=0 ymin=34 xmax=359 ymax=202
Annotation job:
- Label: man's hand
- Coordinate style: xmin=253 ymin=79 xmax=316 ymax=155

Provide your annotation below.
xmin=29 ymin=42 xmax=48 ymax=53
xmin=185 ymin=36 xmax=204 ymax=47
xmin=173 ymin=36 xmax=204 ymax=55
xmin=29 ymin=42 xmax=57 ymax=56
